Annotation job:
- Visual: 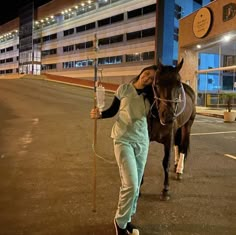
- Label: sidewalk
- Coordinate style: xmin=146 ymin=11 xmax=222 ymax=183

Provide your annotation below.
xmin=196 ymin=106 xmax=224 ymax=119
xmin=27 ymin=74 xmax=226 ymax=119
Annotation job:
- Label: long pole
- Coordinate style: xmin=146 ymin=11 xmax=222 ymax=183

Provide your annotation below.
xmin=93 ymin=34 xmax=98 ymax=212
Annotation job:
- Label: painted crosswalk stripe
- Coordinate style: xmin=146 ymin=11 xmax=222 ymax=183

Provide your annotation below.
xmin=191 ymin=131 xmax=236 ymax=136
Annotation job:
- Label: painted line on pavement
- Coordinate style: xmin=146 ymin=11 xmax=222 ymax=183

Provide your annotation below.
xmin=224 ymin=154 xmax=236 ymax=160
xmin=19 ymin=118 xmax=39 ymax=154
xmin=191 ymin=130 xmax=236 ymax=136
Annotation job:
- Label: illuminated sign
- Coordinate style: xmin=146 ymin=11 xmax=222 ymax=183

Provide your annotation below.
xmin=193 ymin=7 xmax=212 ymax=38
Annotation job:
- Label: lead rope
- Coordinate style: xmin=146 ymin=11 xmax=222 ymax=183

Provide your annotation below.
xmin=92 ymin=143 xmax=116 ymax=164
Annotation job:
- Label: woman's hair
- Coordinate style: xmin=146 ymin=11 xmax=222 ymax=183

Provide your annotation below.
xmin=130 ymin=64 xmax=158 ymax=84
xmin=130 ymin=65 xmax=158 ymax=103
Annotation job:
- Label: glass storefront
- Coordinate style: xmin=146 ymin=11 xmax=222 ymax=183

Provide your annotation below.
xmin=196 ymin=36 xmax=236 ymax=107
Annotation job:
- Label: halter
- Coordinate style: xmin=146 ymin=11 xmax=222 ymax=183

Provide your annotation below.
xmin=151 ymin=72 xmax=186 ymax=120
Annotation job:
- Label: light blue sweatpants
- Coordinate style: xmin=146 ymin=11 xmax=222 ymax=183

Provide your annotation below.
xmin=113 ymin=139 xmax=149 ymax=229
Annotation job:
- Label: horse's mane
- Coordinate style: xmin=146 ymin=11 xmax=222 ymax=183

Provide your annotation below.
xmin=182 ymin=83 xmax=196 ymax=103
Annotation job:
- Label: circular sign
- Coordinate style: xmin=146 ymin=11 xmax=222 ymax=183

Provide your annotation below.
xmin=193 ymin=7 xmax=212 ymax=38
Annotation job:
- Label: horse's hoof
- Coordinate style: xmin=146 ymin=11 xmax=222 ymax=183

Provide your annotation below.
xmin=160 ymin=191 xmax=170 ymax=201
xmin=176 ymin=173 xmax=183 ymax=180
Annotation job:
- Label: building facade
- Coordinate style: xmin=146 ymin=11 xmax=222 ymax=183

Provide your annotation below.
xmin=179 ymin=0 xmax=236 ymax=106
xmin=0 ymin=0 xmax=212 ymax=85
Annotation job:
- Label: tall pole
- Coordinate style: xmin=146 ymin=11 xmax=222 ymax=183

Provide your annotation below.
xmin=155 ymin=0 xmax=164 ymax=64
xmin=93 ymin=33 xmax=98 ymax=212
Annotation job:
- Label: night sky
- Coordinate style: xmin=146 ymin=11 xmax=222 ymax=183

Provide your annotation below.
xmin=0 ymin=0 xmax=52 ymax=25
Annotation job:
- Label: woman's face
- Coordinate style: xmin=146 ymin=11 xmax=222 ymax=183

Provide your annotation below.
xmin=139 ymin=69 xmax=156 ymax=86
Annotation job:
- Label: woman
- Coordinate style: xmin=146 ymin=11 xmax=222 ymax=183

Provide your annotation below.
xmin=90 ymin=65 xmax=157 ymax=235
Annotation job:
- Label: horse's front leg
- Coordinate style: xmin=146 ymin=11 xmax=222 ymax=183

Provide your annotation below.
xmin=160 ymin=144 xmax=171 ymax=201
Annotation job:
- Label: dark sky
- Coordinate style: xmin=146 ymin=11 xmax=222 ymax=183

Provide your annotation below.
xmin=0 ymin=0 xmax=52 ymax=25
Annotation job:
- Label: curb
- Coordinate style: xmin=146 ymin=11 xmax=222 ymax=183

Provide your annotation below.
xmin=196 ymin=112 xmax=224 ymax=119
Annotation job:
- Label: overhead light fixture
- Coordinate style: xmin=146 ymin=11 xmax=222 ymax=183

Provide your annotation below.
xmin=223 ymin=35 xmax=231 ymax=42
xmin=196 ymin=44 xmax=201 ymax=49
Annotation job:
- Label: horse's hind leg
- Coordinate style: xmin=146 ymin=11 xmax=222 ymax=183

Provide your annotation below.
xmin=174 ymin=128 xmax=181 ymax=173
xmin=176 ymin=153 xmax=185 ymax=180
xmin=174 ymin=145 xmax=180 ymax=172
xmin=176 ymin=123 xmax=191 ymax=180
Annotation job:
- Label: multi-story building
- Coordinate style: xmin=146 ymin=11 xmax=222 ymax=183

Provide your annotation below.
xmin=0 ymin=0 xmax=212 ymax=85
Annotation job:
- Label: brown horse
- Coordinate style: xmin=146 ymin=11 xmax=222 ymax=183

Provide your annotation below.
xmin=147 ymin=59 xmax=196 ymax=200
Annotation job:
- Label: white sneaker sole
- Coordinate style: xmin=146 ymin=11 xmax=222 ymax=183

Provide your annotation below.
xmin=128 ymin=228 xmax=139 ymax=235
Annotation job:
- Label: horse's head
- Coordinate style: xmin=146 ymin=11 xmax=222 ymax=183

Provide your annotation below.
xmin=151 ymin=59 xmax=186 ymax=125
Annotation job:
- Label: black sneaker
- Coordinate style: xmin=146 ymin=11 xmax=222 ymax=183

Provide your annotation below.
xmin=114 ymin=219 xmax=129 ymax=235
xmin=126 ymin=222 xmax=139 ymax=235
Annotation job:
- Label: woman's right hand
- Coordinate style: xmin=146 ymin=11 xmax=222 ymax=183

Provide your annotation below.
xmin=90 ymin=108 xmax=101 ymax=119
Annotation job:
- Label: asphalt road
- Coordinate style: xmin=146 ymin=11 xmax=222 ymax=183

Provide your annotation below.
xmin=0 ymin=78 xmax=235 ymax=235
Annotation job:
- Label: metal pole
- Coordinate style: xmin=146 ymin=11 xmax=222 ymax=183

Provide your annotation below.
xmin=93 ymin=34 xmax=98 ymax=213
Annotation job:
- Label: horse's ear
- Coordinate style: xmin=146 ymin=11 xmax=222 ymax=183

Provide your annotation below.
xmin=176 ymin=58 xmax=184 ymax=73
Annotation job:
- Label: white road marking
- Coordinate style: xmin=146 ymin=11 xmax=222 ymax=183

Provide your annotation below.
xmin=19 ymin=118 xmax=39 ymax=152
xmin=191 ymin=130 xmax=236 ymax=136
xmin=194 ymin=120 xmax=223 ymax=123
xmin=224 ymin=154 xmax=236 ymax=160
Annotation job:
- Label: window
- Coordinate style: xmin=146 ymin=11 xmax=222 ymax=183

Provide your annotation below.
xmin=6 ymin=58 xmax=13 ymax=63
xmin=63 ymin=61 xmax=74 ymax=68
xmin=98 ymin=18 xmax=110 ymax=27
xmin=42 ymin=64 xmax=56 ymax=70
xmin=75 ymin=41 xmax=93 ymax=50
xmin=98 ymin=55 xmax=122 ymax=65
xmin=98 ymin=14 xmax=124 ymax=27
xmin=126 ymin=51 xmax=154 ymax=62
xmin=110 ymin=34 xmax=123 ymax=44
xmin=142 ymin=51 xmax=154 ymax=60
xmin=6 ymin=46 xmax=13 ymax=52
xmin=76 ymin=25 xmax=86 ymax=33
xmin=42 ymin=33 xmax=57 ymax=42
xmin=6 ymin=69 xmax=13 ymax=74
xmin=75 ymin=59 xmax=93 ymax=67
xmin=174 ymin=27 xmax=179 ymax=41
xmin=63 ymin=45 xmax=74 ymax=52
xmin=127 ymin=31 xmax=141 ymax=40
xmin=98 ymin=38 xmax=110 ymax=46
xmin=143 ymin=4 xmax=156 ymax=14
xmin=126 ymin=53 xmax=140 ymax=62
xmin=174 ymin=4 xmax=182 ymax=19
xmin=86 ymin=22 xmax=95 ymax=30
xmin=142 ymin=28 xmax=155 ymax=37
xmin=111 ymin=14 xmax=124 ymax=23
xmin=42 ymin=48 xmax=57 ymax=57
xmin=64 ymin=28 xmax=74 ymax=36
xmin=86 ymin=41 xmax=93 ymax=48
xmin=98 ymin=35 xmax=123 ymax=46
xmin=128 ymin=8 xmax=142 ymax=18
